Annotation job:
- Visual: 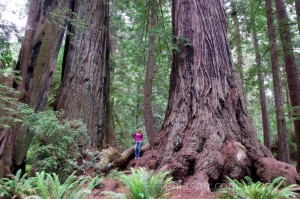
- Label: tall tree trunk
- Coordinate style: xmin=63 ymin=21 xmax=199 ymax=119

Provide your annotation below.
xmin=265 ymin=0 xmax=290 ymax=163
xmin=15 ymin=0 xmax=38 ymax=96
xmin=106 ymin=35 xmax=120 ymax=150
xmin=231 ymin=0 xmax=244 ymax=83
xmin=0 ymin=0 xmax=67 ymax=177
xmin=295 ymin=0 xmax=300 ymax=35
xmin=275 ymin=0 xmax=300 ymax=170
xmin=146 ymin=0 xmax=299 ymax=189
xmin=143 ymin=0 xmax=157 ymax=148
xmin=55 ymin=0 xmax=111 ymax=149
xmin=252 ymin=26 xmax=271 ymax=150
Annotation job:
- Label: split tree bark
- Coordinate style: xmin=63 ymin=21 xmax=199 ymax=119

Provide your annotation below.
xmin=144 ymin=0 xmax=299 ymax=190
xmin=274 ymin=0 xmax=300 ymax=170
xmin=0 ymin=0 xmax=67 ymax=177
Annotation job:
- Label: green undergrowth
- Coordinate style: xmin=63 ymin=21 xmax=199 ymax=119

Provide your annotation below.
xmin=218 ymin=176 xmax=297 ymax=199
xmin=104 ymin=167 xmax=173 ymax=199
xmin=0 ymin=170 xmax=102 ymax=199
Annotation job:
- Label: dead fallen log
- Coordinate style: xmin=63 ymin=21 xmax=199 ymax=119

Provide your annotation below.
xmin=99 ymin=142 xmax=151 ymax=172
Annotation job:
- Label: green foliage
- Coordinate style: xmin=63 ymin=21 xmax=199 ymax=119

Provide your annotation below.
xmin=0 ymin=170 xmax=102 ymax=199
xmin=0 ymin=170 xmax=36 ymax=199
xmin=117 ymin=167 xmax=173 ymax=199
xmin=25 ymin=110 xmax=89 ymax=178
xmin=110 ymin=0 xmax=171 ymax=148
xmin=32 ymin=171 xmax=102 ymax=199
xmin=218 ymin=176 xmax=297 ymax=199
xmin=0 ymin=69 xmax=34 ymax=129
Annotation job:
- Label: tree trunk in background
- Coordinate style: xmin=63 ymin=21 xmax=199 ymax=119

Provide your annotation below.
xmin=146 ymin=0 xmax=299 ymax=189
xmin=143 ymin=0 xmax=157 ymax=148
xmin=106 ymin=35 xmax=120 ymax=150
xmin=55 ymin=0 xmax=112 ymax=149
xmin=295 ymin=0 xmax=300 ymax=35
xmin=231 ymin=0 xmax=244 ymax=83
xmin=0 ymin=0 xmax=67 ymax=177
xmin=252 ymin=27 xmax=271 ymax=150
xmin=275 ymin=0 xmax=300 ymax=170
xmin=265 ymin=0 xmax=290 ymax=163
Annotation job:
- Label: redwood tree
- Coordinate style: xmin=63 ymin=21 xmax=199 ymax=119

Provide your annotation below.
xmin=0 ymin=0 xmax=67 ymax=177
xmin=146 ymin=0 xmax=299 ymax=188
xmin=143 ymin=0 xmax=158 ymax=147
xmin=55 ymin=0 xmax=116 ymax=149
xmin=252 ymin=25 xmax=271 ymax=150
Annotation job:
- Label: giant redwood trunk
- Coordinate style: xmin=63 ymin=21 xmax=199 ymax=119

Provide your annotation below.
xmin=55 ymin=0 xmax=112 ymax=148
xmin=0 ymin=0 xmax=67 ymax=177
xmin=274 ymin=0 xmax=300 ymax=170
xmin=147 ymin=0 xmax=299 ymax=189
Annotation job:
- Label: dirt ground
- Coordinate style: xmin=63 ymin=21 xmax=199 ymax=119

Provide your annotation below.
xmin=87 ymin=178 xmax=215 ymax=199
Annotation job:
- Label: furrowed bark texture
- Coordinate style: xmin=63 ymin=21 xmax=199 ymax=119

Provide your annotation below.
xmin=274 ymin=0 xmax=300 ymax=170
xmin=252 ymin=26 xmax=271 ymax=150
xmin=265 ymin=0 xmax=290 ymax=163
xmin=147 ymin=0 xmax=299 ymax=189
xmin=55 ymin=0 xmax=110 ymax=148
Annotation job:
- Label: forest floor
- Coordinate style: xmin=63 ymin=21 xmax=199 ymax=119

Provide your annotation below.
xmin=87 ymin=178 xmax=214 ymax=199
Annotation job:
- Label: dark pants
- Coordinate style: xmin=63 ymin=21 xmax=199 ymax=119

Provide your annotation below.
xmin=134 ymin=141 xmax=142 ymax=158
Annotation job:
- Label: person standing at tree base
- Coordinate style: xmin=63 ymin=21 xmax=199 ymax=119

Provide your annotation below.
xmin=132 ymin=129 xmax=144 ymax=159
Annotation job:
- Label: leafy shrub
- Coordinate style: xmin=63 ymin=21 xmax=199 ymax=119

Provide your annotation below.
xmin=218 ymin=176 xmax=297 ymax=199
xmin=0 ymin=170 xmax=36 ymax=199
xmin=106 ymin=167 xmax=173 ymax=199
xmin=25 ymin=110 xmax=89 ymax=178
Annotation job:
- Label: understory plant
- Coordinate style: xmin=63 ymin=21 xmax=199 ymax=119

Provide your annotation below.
xmin=0 ymin=170 xmax=36 ymax=199
xmin=0 ymin=170 xmax=102 ymax=199
xmin=105 ymin=167 xmax=173 ymax=199
xmin=25 ymin=110 xmax=89 ymax=178
xmin=32 ymin=171 xmax=102 ymax=199
xmin=218 ymin=176 xmax=297 ymax=199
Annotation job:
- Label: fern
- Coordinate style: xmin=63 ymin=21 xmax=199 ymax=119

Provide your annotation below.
xmin=0 ymin=170 xmax=36 ymax=198
xmin=31 ymin=171 xmax=102 ymax=199
xmin=218 ymin=176 xmax=297 ymax=199
xmin=106 ymin=167 xmax=173 ymax=199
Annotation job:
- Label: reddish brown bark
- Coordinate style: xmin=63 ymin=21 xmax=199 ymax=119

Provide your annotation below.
xmin=55 ymin=0 xmax=112 ymax=149
xmin=15 ymin=0 xmax=38 ymax=95
xmin=143 ymin=0 xmax=158 ymax=148
xmin=0 ymin=0 xmax=68 ymax=177
xmin=142 ymin=0 xmax=299 ymax=189
xmin=275 ymin=0 xmax=300 ymax=170
xmin=252 ymin=26 xmax=271 ymax=150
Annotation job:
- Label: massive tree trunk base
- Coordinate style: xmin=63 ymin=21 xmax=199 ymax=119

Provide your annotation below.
xmin=140 ymin=139 xmax=300 ymax=190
